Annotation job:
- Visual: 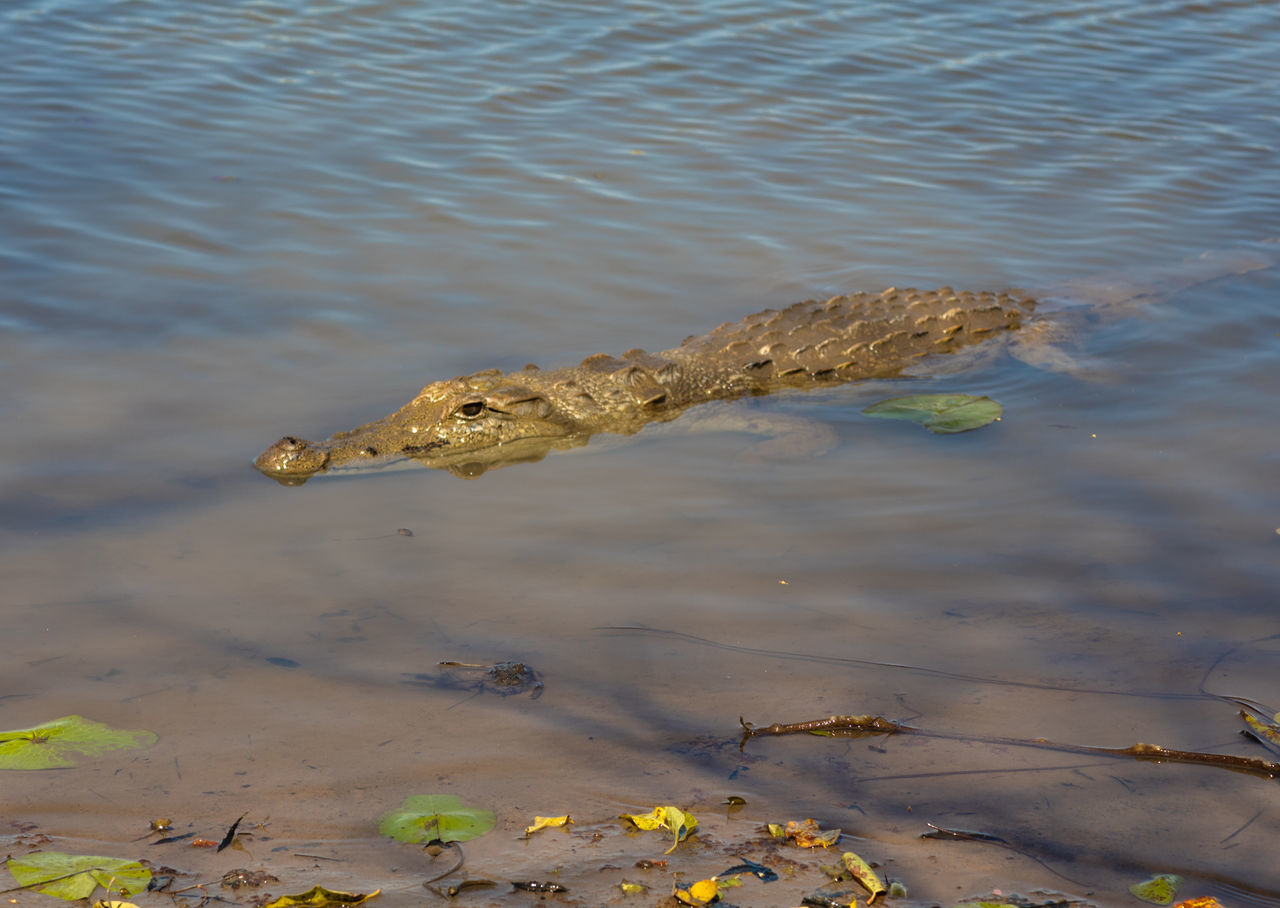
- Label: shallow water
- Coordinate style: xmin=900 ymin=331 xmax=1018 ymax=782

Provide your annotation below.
xmin=3 ymin=0 xmax=1280 ymax=904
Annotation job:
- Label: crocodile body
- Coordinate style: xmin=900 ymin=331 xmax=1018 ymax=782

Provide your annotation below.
xmin=253 ymin=243 xmax=1278 ymax=484
xmin=255 ymin=287 xmax=1032 ymax=483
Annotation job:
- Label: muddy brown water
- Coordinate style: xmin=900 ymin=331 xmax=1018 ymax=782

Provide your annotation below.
xmin=4 ymin=1 xmax=1280 ymax=906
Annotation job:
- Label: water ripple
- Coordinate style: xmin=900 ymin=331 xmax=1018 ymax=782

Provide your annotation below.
xmin=0 ymin=0 xmax=1276 ymax=336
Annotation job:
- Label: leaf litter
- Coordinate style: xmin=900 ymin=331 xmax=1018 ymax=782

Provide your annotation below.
xmin=0 ymin=796 xmax=1240 ymax=908
xmin=8 ymin=688 xmax=1273 ymax=906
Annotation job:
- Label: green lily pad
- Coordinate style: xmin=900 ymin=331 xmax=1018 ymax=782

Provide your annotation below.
xmin=862 ymin=393 xmax=1003 ymax=434
xmin=377 ymin=795 xmax=495 ymax=844
xmin=0 ymin=715 xmax=157 ymax=770
xmin=6 ymin=852 xmax=151 ymax=900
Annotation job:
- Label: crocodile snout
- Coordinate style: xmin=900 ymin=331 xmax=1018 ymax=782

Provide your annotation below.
xmin=254 ymin=435 xmax=330 ymax=482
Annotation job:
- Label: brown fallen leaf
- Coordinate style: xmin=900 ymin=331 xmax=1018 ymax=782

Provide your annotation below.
xmin=784 ymin=818 xmax=841 ymax=848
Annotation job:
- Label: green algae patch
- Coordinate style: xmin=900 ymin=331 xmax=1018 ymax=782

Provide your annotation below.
xmin=5 ymin=853 xmax=151 ymax=900
xmin=0 ymin=715 xmax=156 ymax=770
xmin=377 ymin=795 xmax=495 ymax=844
xmin=862 ymin=393 xmax=1002 ymax=434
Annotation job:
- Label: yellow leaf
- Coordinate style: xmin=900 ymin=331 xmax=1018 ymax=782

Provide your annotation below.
xmin=1173 ymin=898 xmax=1225 ymax=908
xmin=620 ymin=807 xmax=665 ymax=831
xmin=674 ymin=880 xmax=721 ymax=907
xmin=841 ymin=852 xmax=887 ymax=902
xmin=766 ymin=823 xmax=786 ymax=838
xmin=619 ymin=881 xmax=647 ymax=895
xmin=94 ymin=902 xmax=140 ymax=908
xmin=621 ymin=805 xmax=697 ymax=853
xmin=690 ymin=879 xmax=720 ymax=902
xmin=524 ymin=815 xmax=572 ymax=836
xmin=786 ymin=818 xmax=841 ymax=848
xmin=263 ymin=887 xmax=381 ymax=908
xmin=1241 ymin=711 xmax=1280 ymax=751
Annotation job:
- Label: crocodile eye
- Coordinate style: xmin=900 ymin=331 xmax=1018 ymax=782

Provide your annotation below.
xmin=454 ymin=400 xmax=486 ymax=419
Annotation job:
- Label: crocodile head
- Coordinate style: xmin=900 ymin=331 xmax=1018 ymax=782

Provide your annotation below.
xmin=254 ymin=370 xmax=587 ymax=484
xmin=393 ymin=375 xmax=586 ymax=466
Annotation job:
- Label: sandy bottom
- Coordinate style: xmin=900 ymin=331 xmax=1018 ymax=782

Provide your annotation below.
xmin=4 ymin=269 xmax=1280 ymax=908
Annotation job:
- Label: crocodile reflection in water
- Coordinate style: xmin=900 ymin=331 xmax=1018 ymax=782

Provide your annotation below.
xmin=254 ymin=246 xmax=1278 ymax=485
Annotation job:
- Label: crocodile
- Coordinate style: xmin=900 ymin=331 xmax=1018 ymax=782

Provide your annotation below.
xmin=254 ymin=245 xmax=1278 ymax=485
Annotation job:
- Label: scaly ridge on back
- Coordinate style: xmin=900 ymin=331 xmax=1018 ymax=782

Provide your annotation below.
xmin=670 ymin=288 xmax=1032 ymax=390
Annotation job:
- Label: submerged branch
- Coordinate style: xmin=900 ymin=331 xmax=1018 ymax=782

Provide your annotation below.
xmin=738 ymin=714 xmax=1280 ymax=780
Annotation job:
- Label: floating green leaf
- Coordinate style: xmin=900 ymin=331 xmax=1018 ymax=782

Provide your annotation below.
xmin=1129 ymin=873 xmax=1182 ymax=905
xmin=6 ymin=853 xmax=151 ymax=900
xmin=0 ymin=716 xmax=156 ymax=770
xmin=862 ymin=393 xmax=1003 ymax=434
xmin=377 ymin=795 xmax=495 ymax=844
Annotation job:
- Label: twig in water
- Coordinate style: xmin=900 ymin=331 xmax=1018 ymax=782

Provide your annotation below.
xmin=739 ymin=714 xmax=1280 ymax=779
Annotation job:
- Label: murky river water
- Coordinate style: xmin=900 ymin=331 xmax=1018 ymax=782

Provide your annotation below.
xmin=3 ymin=1 xmax=1279 ymax=904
